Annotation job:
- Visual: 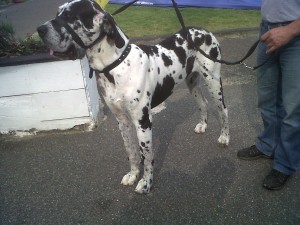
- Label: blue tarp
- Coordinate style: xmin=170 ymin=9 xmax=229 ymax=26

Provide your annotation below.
xmin=110 ymin=0 xmax=262 ymax=9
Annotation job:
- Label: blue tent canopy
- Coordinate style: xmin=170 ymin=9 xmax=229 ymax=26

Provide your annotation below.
xmin=110 ymin=0 xmax=262 ymax=9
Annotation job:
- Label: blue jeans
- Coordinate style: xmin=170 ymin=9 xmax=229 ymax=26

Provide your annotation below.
xmin=256 ymin=21 xmax=300 ymax=175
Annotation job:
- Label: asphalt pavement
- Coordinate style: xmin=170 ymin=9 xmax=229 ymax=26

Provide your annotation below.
xmin=1 ymin=1 xmax=300 ymax=225
xmin=0 ymin=0 xmax=67 ymax=39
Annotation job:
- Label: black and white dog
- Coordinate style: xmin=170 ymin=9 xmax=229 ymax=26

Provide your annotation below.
xmin=38 ymin=0 xmax=229 ymax=194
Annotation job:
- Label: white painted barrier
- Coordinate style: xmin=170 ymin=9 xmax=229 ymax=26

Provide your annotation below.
xmin=0 ymin=56 xmax=101 ymax=135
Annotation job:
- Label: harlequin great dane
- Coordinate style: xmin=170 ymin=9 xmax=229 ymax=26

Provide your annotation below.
xmin=37 ymin=0 xmax=229 ymax=194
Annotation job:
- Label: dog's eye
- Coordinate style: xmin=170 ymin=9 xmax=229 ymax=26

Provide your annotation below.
xmin=63 ymin=11 xmax=75 ymax=20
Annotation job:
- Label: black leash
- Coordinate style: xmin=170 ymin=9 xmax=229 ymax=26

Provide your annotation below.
xmin=56 ymin=0 xmax=269 ymax=80
xmin=170 ymin=0 xmax=269 ymax=70
xmin=111 ymin=0 xmax=269 ymax=70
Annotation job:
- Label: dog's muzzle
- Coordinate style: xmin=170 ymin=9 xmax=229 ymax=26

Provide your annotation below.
xmin=37 ymin=16 xmax=105 ymax=60
xmin=37 ymin=24 xmax=48 ymax=39
xmin=37 ymin=24 xmax=80 ymax=60
xmin=51 ymin=44 xmax=79 ymax=60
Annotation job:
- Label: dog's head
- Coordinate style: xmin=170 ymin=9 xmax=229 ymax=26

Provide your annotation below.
xmin=37 ymin=0 xmax=126 ymax=60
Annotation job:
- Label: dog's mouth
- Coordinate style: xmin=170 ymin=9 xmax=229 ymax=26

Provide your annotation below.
xmin=49 ymin=44 xmax=80 ymax=60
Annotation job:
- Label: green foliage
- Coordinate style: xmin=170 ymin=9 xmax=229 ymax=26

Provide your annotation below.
xmin=0 ymin=22 xmax=14 ymax=35
xmin=105 ymin=4 xmax=261 ymax=37
xmin=17 ymin=35 xmax=48 ymax=56
xmin=0 ymin=23 xmax=47 ymax=57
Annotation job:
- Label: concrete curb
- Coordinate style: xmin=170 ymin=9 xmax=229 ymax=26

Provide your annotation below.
xmin=213 ymin=27 xmax=259 ymax=36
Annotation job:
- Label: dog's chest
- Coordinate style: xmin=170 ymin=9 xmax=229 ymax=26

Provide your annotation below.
xmin=95 ymin=43 xmax=195 ymax=110
xmin=96 ymin=73 xmax=122 ymax=103
xmin=95 ymin=68 xmax=148 ymax=113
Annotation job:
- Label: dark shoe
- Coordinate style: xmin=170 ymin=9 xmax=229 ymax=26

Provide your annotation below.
xmin=237 ymin=145 xmax=272 ymax=160
xmin=263 ymin=169 xmax=290 ymax=190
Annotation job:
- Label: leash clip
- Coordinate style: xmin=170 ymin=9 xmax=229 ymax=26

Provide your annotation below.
xmin=240 ymin=62 xmax=254 ymax=70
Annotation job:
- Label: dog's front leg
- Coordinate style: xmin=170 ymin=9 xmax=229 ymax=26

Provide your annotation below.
xmin=133 ymin=108 xmax=154 ymax=194
xmin=117 ymin=116 xmax=141 ymax=186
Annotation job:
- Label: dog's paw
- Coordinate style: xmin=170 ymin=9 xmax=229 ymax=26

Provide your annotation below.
xmin=121 ymin=171 xmax=139 ymax=186
xmin=217 ymin=134 xmax=230 ymax=147
xmin=135 ymin=178 xmax=152 ymax=194
xmin=194 ymin=122 xmax=207 ymax=133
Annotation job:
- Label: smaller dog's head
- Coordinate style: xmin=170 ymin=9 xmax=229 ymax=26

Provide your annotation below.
xmin=37 ymin=0 xmax=126 ymax=60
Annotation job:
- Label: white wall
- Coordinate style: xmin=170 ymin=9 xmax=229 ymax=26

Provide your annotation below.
xmin=0 ymin=57 xmax=100 ymax=135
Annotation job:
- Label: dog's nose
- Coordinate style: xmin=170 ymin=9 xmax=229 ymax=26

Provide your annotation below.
xmin=37 ymin=25 xmax=48 ymax=38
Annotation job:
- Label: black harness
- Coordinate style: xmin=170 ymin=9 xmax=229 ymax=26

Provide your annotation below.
xmin=98 ymin=44 xmax=132 ymax=74
xmin=55 ymin=15 xmax=120 ymax=79
xmin=54 ymin=16 xmax=106 ymax=50
xmin=95 ymin=44 xmax=131 ymax=83
xmin=54 ymin=1 xmax=139 ymax=79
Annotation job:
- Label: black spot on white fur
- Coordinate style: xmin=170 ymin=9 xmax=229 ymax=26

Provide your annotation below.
xmin=161 ymin=53 xmax=173 ymax=66
xmin=160 ymin=35 xmax=187 ymax=67
xmin=138 ymin=45 xmax=159 ymax=57
xmin=186 ymin=56 xmax=196 ymax=75
xmin=151 ymin=75 xmax=175 ymax=108
xmin=205 ymin=34 xmax=212 ymax=46
xmin=139 ymin=107 xmax=152 ymax=130
xmin=209 ymin=47 xmax=219 ymax=59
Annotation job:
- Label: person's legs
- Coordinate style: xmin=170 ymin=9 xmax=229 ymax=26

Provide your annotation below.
xmin=238 ymin=22 xmax=300 ymax=190
xmin=272 ymin=36 xmax=300 ymax=175
xmin=237 ymin=22 xmax=281 ymax=160
xmin=255 ymin=22 xmax=282 ymax=157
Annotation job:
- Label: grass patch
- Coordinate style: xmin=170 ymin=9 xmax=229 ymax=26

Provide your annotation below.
xmin=0 ymin=22 xmax=47 ymax=57
xmin=105 ymin=4 xmax=261 ymax=37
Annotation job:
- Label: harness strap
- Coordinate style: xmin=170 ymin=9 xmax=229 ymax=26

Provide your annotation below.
xmin=89 ymin=44 xmax=132 ymax=78
xmin=55 ymin=16 xmax=87 ymax=49
xmin=55 ymin=16 xmax=106 ymax=50
xmin=89 ymin=0 xmax=136 ymax=78
xmin=54 ymin=2 xmax=136 ymax=80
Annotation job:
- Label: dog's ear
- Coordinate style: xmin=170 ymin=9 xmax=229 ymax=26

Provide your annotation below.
xmin=102 ymin=14 xmax=125 ymax=49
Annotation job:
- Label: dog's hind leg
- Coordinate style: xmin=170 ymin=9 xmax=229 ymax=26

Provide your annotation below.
xmin=198 ymin=63 xmax=230 ymax=146
xmin=186 ymin=72 xmax=208 ymax=134
xmin=117 ymin=116 xmax=141 ymax=186
xmin=211 ymin=77 xmax=230 ymax=146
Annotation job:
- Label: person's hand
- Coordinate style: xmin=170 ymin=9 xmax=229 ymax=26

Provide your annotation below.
xmin=261 ymin=19 xmax=300 ymax=54
xmin=261 ymin=26 xmax=294 ymax=54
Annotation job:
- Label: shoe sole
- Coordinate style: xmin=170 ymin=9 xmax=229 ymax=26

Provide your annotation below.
xmin=263 ymin=184 xmax=284 ymax=191
xmin=262 ymin=181 xmax=288 ymax=191
xmin=237 ymin=155 xmax=273 ymax=161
